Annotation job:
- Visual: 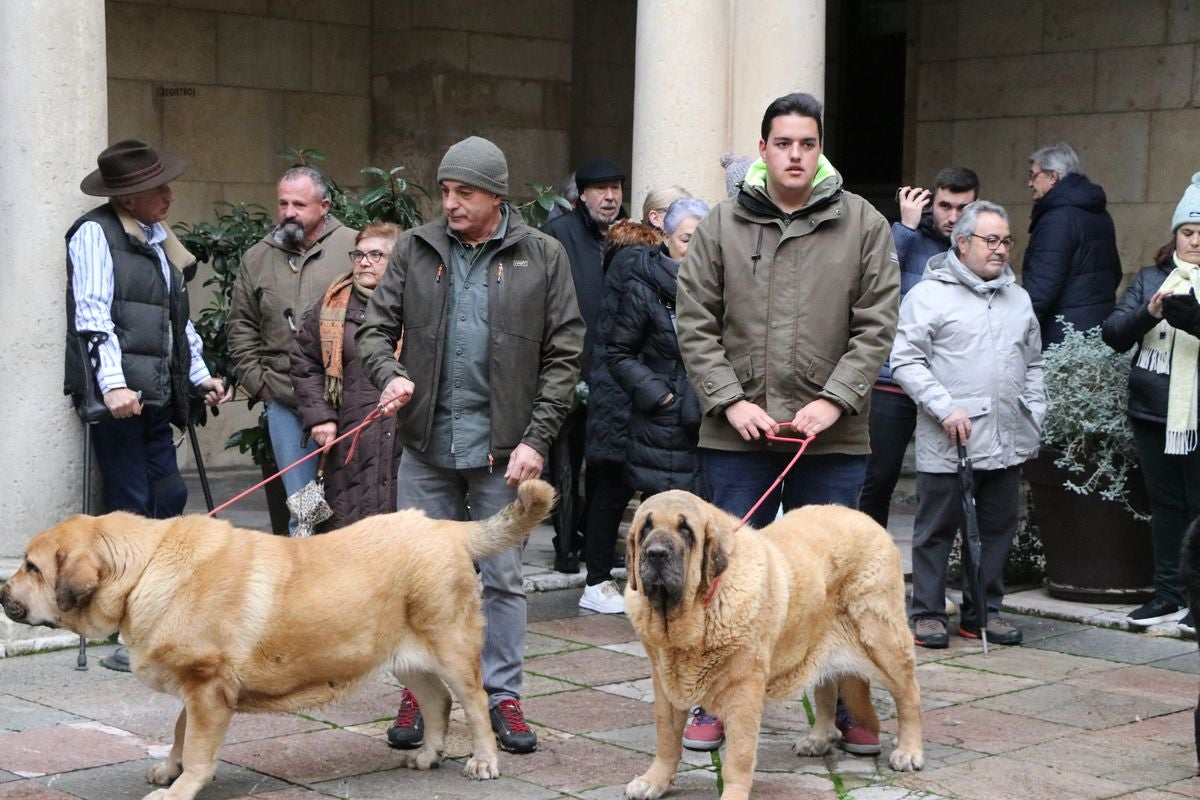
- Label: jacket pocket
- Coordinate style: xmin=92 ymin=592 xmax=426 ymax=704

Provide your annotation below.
xmin=956 ymin=396 xmax=992 ymax=419
xmin=1014 ymin=396 xmax=1042 ymax=455
xmin=806 ymin=354 xmax=837 ymax=387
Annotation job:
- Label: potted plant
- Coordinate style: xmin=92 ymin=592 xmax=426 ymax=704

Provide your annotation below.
xmin=1024 ymin=322 xmax=1153 ymax=602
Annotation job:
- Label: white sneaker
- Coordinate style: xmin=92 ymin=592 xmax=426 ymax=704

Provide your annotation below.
xmin=579 ymin=580 xmax=625 ymax=614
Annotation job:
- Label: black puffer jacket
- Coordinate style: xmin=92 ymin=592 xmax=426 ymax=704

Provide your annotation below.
xmin=584 ymin=221 xmax=666 ymax=463
xmin=542 ymin=202 xmax=629 ymax=379
xmin=292 ymin=283 xmax=401 ymax=530
xmin=1023 ymin=173 xmax=1122 ymax=347
xmin=607 ymin=246 xmax=703 ymax=494
xmin=1101 ymin=260 xmax=1200 ymax=424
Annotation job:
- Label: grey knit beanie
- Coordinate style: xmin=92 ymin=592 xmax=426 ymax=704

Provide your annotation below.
xmin=1172 ymin=171 xmax=1200 ymax=232
xmin=437 ymin=136 xmax=509 ymax=196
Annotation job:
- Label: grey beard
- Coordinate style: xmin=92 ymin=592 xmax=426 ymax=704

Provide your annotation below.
xmin=273 ymin=222 xmax=305 ymax=249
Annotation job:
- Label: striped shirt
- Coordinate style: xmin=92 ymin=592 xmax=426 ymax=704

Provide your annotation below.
xmin=68 ymin=219 xmax=212 ymax=393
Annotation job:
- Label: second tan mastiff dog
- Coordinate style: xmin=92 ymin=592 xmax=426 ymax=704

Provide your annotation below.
xmin=623 ymin=491 xmax=924 ymax=800
xmin=0 ymin=479 xmax=554 ymax=800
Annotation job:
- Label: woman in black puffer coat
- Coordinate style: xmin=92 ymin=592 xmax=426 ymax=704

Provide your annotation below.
xmin=608 ymin=198 xmax=711 ymax=495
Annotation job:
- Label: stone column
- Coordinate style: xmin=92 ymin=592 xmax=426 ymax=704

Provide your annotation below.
xmin=729 ymin=0 xmax=826 ymax=158
xmin=630 ymin=0 xmax=730 ymax=212
xmin=0 ymin=0 xmax=108 ymax=558
xmin=631 ymin=0 xmax=827 ymax=213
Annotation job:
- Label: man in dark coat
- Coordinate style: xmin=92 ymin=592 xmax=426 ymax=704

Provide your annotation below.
xmin=1023 ymin=142 xmax=1121 ymax=347
xmin=541 ymin=157 xmax=630 ymax=582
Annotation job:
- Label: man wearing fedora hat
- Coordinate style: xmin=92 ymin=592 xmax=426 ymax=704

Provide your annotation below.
xmin=66 ymin=139 xmax=232 ymax=668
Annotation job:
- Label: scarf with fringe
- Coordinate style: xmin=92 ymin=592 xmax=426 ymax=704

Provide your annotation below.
xmin=1138 ymin=253 xmax=1200 ymax=453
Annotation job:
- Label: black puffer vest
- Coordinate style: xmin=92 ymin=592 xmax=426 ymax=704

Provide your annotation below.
xmin=64 ymin=204 xmax=193 ymax=427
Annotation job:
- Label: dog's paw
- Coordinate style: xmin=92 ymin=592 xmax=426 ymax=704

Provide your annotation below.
xmin=791 ymin=732 xmax=835 ymax=757
xmin=145 ymin=760 xmax=181 ymax=786
xmin=626 ymin=775 xmax=669 ymax=800
xmin=888 ymin=747 xmax=925 ymax=772
xmin=463 ymin=754 xmax=500 ymax=780
xmin=397 ymin=744 xmax=444 ymax=771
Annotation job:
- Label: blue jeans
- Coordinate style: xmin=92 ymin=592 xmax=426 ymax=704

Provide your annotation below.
xmin=395 ymin=452 xmax=526 ymax=705
xmin=701 ymin=448 xmax=867 ymax=526
xmin=91 ymin=405 xmax=187 ymax=517
xmin=265 ymin=399 xmax=319 ymax=533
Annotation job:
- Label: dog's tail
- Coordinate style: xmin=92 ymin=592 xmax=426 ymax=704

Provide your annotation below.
xmin=466 ymin=479 xmax=556 ymax=561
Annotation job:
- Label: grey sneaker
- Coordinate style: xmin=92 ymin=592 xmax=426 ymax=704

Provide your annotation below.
xmin=100 ymin=645 xmax=131 ymax=672
xmin=913 ymin=618 xmax=949 ymax=649
xmin=958 ymin=616 xmax=1022 ymax=645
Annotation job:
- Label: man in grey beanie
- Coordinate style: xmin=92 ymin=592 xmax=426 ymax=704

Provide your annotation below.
xmin=357 ymin=136 xmax=584 ymax=755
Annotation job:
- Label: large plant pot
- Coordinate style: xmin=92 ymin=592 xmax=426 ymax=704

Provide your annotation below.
xmin=1025 ymin=449 xmax=1153 ymax=603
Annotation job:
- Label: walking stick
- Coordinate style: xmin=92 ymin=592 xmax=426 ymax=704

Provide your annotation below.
xmin=187 ymin=418 xmax=215 ymax=513
xmin=73 ymin=331 xmax=111 ymax=671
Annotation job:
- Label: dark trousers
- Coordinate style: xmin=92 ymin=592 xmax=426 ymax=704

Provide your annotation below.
xmin=1130 ymin=417 xmax=1200 ymax=607
xmin=911 ymin=467 xmax=1020 ymax=626
xmin=583 ymin=459 xmax=636 ymax=586
xmin=550 ymin=408 xmax=587 ymax=542
xmin=701 ymin=448 xmax=866 ymax=527
xmin=859 ymin=387 xmax=917 ymax=528
xmin=91 ymin=405 xmax=187 ymax=518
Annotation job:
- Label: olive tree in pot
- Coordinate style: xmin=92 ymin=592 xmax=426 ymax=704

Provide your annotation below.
xmin=1026 ymin=322 xmax=1153 ymax=603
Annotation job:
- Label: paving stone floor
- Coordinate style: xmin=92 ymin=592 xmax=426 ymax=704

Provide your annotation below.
xmin=2 ymin=469 xmax=1200 ymax=798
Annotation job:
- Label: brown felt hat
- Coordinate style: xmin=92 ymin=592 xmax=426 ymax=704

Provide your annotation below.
xmin=80 ymin=139 xmax=189 ymax=197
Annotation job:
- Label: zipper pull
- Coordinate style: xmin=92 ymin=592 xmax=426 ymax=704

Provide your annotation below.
xmin=436 ymin=264 xmax=444 ymax=283
xmin=487 ymin=452 xmax=495 ymax=473
xmin=497 ymin=262 xmax=504 ymax=284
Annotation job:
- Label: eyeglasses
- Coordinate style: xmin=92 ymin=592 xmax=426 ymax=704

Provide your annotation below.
xmin=970 ymin=234 xmax=1015 ymax=251
xmin=1028 ymin=169 xmax=1050 ymax=182
xmin=349 ymin=250 xmax=388 ymax=265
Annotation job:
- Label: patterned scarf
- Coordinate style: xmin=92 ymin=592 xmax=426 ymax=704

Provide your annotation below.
xmin=1138 ymin=253 xmax=1200 ymax=453
xmin=318 ymin=273 xmax=358 ymax=408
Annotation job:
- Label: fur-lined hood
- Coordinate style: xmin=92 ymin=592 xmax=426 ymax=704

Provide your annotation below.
xmin=604 ymin=219 xmax=664 ymax=259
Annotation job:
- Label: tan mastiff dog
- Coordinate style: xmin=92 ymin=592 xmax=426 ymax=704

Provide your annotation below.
xmin=0 ymin=479 xmax=555 ymax=800
xmin=623 ymin=491 xmax=924 ymax=800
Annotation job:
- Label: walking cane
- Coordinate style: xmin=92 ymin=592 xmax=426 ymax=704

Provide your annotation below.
xmin=73 ymin=331 xmax=111 ymax=671
xmin=187 ymin=418 xmax=215 ymax=513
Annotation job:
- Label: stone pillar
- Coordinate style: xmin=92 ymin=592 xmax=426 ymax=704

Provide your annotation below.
xmin=630 ymin=0 xmax=730 ymax=211
xmin=631 ymin=0 xmax=827 ymax=213
xmin=729 ymin=0 xmax=826 ymax=158
xmin=0 ymin=0 xmax=108 ymax=558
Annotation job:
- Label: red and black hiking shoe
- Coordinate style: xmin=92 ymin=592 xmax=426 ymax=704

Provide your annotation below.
xmin=490 ymin=698 xmax=537 ymax=753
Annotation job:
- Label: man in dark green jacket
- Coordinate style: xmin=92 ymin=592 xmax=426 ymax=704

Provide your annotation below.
xmin=358 ymin=136 xmax=584 ymax=755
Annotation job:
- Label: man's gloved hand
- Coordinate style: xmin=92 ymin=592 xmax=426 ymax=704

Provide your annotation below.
xmin=1161 ymin=290 xmax=1200 ymax=334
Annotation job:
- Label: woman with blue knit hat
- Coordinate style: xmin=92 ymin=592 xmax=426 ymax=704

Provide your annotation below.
xmin=1102 ymin=172 xmax=1200 ymax=634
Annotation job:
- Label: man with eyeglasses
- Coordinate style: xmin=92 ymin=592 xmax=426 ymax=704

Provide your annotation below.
xmin=228 ymin=166 xmax=357 ymax=530
xmin=860 ymin=166 xmax=979 ymax=532
xmin=1023 ymin=142 xmax=1121 ymax=348
xmin=891 ymin=200 xmax=1045 ymax=649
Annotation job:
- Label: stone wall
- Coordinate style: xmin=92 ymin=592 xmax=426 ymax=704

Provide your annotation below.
xmin=909 ymin=0 xmax=1200 ymax=276
xmin=370 ymin=0 xmax=575 ymax=209
xmin=106 ymin=0 xmax=375 ymax=467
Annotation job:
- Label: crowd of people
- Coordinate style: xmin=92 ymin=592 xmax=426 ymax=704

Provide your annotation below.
xmin=62 ymin=90 xmax=1200 ymax=757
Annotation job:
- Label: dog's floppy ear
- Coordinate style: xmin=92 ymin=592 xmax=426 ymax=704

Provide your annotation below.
xmin=700 ymin=512 xmax=730 ymax=591
xmin=54 ymin=545 xmax=101 ymax=612
xmin=626 ymin=512 xmax=644 ymax=593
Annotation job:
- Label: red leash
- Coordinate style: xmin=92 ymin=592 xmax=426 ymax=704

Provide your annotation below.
xmin=207 ymin=407 xmax=386 ymax=518
xmin=703 ymin=424 xmax=816 ymax=607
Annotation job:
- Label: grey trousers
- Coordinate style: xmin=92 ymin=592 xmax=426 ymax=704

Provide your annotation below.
xmin=395 ymin=453 xmax=526 ymax=706
xmin=911 ymin=466 xmax=1020 ymax=626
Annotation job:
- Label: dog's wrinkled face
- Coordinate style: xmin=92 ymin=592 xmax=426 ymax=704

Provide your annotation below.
xmin=0 ymin=517 xmax=107 ymax=634
xmin=627 ymin=491 xmax=728 ymax=617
